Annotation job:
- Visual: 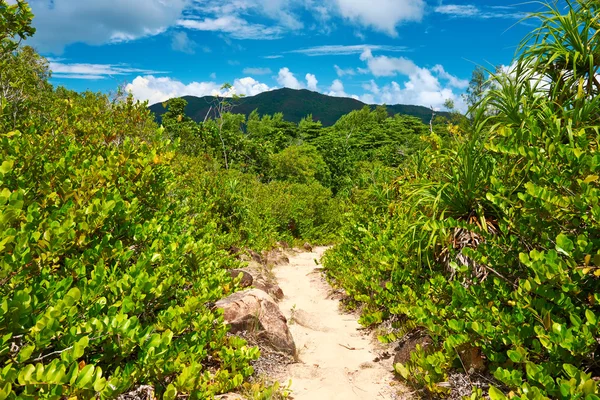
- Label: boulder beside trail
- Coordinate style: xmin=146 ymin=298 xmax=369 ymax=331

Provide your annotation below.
xmin=228 ymin=269 xmax=254 ymax=288
xmin=216 ymin=289 xmax=296 ymax=357
xmin=393 ymin=334 xmax=433 ymax=365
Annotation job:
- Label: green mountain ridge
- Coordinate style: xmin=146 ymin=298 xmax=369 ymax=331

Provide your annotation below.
xmin=149 ymin=87 xmax=451 ymax=126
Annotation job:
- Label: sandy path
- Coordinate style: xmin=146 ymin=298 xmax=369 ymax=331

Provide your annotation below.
xmin=273 ymin=247 xmax=400 ymax=400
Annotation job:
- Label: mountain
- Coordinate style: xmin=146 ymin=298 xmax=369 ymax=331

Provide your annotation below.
xmin=148 ymin=88 xmax=451 ymax=126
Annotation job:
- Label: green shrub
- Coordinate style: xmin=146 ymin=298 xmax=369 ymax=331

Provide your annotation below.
xmin=324 ymin=1 xmax=600 ymax=398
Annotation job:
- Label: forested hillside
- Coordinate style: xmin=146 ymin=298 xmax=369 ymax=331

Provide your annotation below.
xmin=1 ymin=0 xmax=599 ymax=399
xmin=149 ymin=88 xmax=451 ymax=126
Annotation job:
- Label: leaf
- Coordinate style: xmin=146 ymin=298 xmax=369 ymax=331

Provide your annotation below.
xmin=164 ymin=384 xmax=177 ymax=400
xmin=585 ymin=310 xmax=597 ymax=325
xmin=563 ymin=364 xmax=579 ymax=378
xmin=75 ymin=364 xmax=94 ymax=388
xmin=556 ymin=234 xmax=574 ymax=256
xmin=0 ymin=160 xmax=14 ymax=175
xmin=583 ymin=175 xmax=599 ymax=184
xmin=17 ymin=344 xmax=35 ymax=362
xmin=488 ymin=386 xmax=508 ymax=400
xmin=394 ymin=363 xmax=410 ymax=379
xmin=73 ymin=336 xmax=89 ymax=359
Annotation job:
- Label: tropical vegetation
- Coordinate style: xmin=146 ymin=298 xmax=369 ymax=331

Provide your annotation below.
xmin=1 ymin=0 xmax=599 ymax=399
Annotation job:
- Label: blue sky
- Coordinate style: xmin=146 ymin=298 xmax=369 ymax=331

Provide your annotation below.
xmin=22 ymin=0 xmax=542 ymax=111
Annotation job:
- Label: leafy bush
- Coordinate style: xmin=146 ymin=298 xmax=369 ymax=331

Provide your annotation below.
xmin=324 ymin=1 xmax=600 ymax=399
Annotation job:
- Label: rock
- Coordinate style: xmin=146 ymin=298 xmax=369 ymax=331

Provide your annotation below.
xmin=117 ymin=385 xmax=154 ymax=400
xmin=253 ymin=277 xmax=284 ymax=300
xmin=393 ymin=334 xmax=433 ymax=365
xmin=228 ymin=269 xmax=253 ymax=288
xmin=277 ymin=241 xmax=290 ymax=249
xmin=292 ymin=309 xmax=329 ymax=332
xmin=216 ymin=289 xmax=296 ymax=357
xmin=262 ymin=248 xmax=290 ymax=266
xmin=456 ymin=344 xmax=486 ymax=373
xmin=303 ymin=242 xmax=313 ymax=252
xmin=247 ymin=249 xmax=263 ymax=263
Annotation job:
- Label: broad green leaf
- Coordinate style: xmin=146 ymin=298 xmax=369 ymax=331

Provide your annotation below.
xmin=488 ymin=386 xmax=508 ymax=400
xmin=0 ymin=160 xmax=14 ymax=175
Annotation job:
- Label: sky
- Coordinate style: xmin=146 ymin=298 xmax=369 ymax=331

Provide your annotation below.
xmin=20 ymin=0 xmax=543 ymax=111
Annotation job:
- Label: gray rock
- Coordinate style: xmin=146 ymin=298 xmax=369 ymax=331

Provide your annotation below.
xmin=216 ymin=289 xmax=296 ymax=357
xmin=228 ymin=269 xmax=253 ymax=288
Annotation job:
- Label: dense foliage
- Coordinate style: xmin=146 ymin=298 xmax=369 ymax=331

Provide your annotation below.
xmin=0 ymin=1 xmax=430 ymax=398
xmin=323 ymin=1 xmax=600 ymax=399
xmin=5 ymin=0 xmax=596 ymax=398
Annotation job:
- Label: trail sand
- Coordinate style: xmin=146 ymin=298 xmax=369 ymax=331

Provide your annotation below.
xmin=273 ymin=247 xmax=404 ymax=400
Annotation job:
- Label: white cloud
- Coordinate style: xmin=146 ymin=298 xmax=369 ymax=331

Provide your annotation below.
xmin=49 ymin=60 xmax=162 ymax=80
xmin=434 ymin=4 xmax=528 ymax=19
xmin=362 ymin=79 xmax=380 ymax=95
xmin=306 ymin=73 xmax=319 ymax=91
xmin=327 ymin=79 xmax=350 ymax=98
xmin=125 ymin=75 xmax=273 ymax=105
xmin=434 ymin=5 xmax=479 ymax=16
xmin=171 ymin=31 xmax=196 ymax=54
xmin=243 ymin=67 xmax=273 ymax=75
xmin=233 ymin=77 xmax=272 ymax=96
xmin=431 ymin=65 xmax=469 ymax=89
xmin=357 ymin=50 xmax=468 ymax=110
xmin=177 ymin=15 xmax=283 ymax=40
xmin=289 ymin=44 xmax=409 ymax=56
xmin=210 ymin=72 xmax=217 ymax=80
xmin=264 ymin=55 xmax=284 ymax=59
xmin=277 ymin=67 xmax=303 ymax=89
xmin=360 ymin=50 xmax=418 ymax=77
xmin=332 ymin=0 xmax=425 ymax=36
xmin=27 ymin=0 xmax=188 ymax=53
xmin=334 ymin=65 xmax=356 ymax=77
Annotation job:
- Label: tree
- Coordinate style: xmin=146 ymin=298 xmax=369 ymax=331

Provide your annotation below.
xmin=210 ymin=83 xmax=243 ymax=169
xmin=0 ymin=45 xmax=51 ymax=129
xmin=463 ymin=66 xmax=491 ymax=113
xmin=0 ymin=0 xmax=35 ymax=58
xmin=271 ymin=144 xmax=330 ymax=185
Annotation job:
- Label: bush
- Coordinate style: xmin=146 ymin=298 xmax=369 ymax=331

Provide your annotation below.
xmin=323 ymin=1 xmax=600 ymax=398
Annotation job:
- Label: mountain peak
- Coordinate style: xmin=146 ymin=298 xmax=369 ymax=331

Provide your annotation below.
xmin=149 ymin=88 xmax=448 ymax=126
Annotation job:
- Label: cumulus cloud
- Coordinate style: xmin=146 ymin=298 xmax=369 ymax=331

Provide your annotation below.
xmin=362 ymin=80 xmax=380 ymax=95
xmin=332 ymin=0 xmax=425 ymax=36
xmin=334 ymin=65 xmax=356 ymax=77
xmin=358 ymin=50 xmax=468 ymax=110
xmin=26 ymin=0 xmax=188 ymax=53
xmin=177 ymin=16 xmax=284 ymax=40
xmin=276 ymin=67 xmax=303 ymax=89
xmin=306 ymin=73 xmax=319 ymax=91
xmin=171 ymin=31 xmax=196 ymax=54
xmin=125 ymin=75 xmax=272 ymax=105
xmin=431 ymin=65 xmax=469 ymax=89
xmin=327 ymin=79 xmax=358 ymax=99
xmin=360 ymin=49 xmax=418 ymax=77
xmin=182 ymin=0 xmax=425 ymax=42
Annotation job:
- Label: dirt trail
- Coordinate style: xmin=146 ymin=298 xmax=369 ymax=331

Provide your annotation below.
xmin=273 ymin=247 xmax=402 ymax=400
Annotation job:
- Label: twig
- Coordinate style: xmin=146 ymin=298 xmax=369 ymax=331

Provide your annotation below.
xmin=339 ymin=344 xmax=362 ymax=351
xmin=32 ymin=345 xmax=74 ymax=362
